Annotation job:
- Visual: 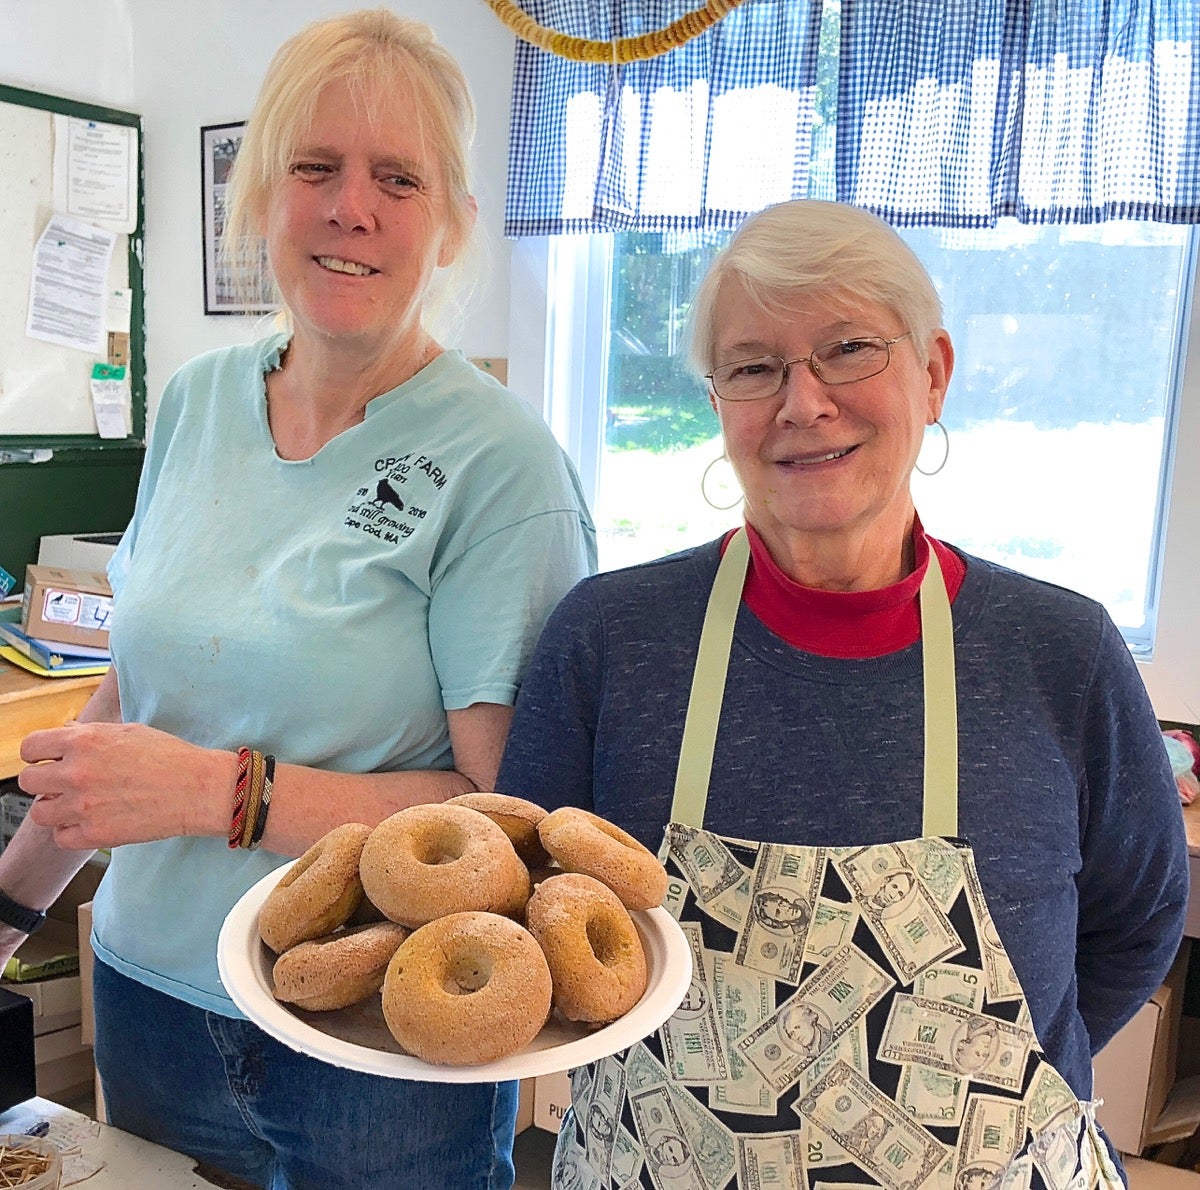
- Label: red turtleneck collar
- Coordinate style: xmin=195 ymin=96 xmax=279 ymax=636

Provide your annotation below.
xmin=718 ymin=517 xmax=966 ymax=658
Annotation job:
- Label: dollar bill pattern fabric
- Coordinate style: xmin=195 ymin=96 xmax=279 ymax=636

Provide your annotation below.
xmin=551 ymin=830 xmax=1122 ymax=1190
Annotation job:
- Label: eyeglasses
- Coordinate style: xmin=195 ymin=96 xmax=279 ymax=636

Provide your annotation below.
xmin=706 ymin=333 xmax=913 ymax=402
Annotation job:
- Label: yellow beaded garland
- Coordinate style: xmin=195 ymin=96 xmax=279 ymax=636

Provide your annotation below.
xmin=484 ymin=0 xmax=748 ymax=64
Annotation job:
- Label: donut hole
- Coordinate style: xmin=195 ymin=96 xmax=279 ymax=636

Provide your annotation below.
xmin=442 ymin=948 xmax=493 ymax=995
xmin=412 ymin=824 xmax=467 ymax=866
xmin=586 ymin=911 xmax=632 ymax=967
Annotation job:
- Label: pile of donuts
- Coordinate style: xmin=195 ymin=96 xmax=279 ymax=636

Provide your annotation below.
xmin=256 ymin=794 xmax=668 ymax=1067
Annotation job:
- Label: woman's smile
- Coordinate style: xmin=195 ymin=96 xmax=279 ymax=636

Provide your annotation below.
xmin=313 ymin=255 xmax=379 ymax=276
xmin=773 ymin=444 xmax=859 ymax=469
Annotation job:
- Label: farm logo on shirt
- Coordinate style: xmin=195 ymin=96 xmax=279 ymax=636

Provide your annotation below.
xmin=343 ymin=452 xmax=448 ymax=542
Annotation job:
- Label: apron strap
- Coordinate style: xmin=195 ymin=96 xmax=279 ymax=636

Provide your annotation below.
xmin=672 ymin=529 xmax=750 ymax=829
xmin=921 ymin=546 xmax=958 ymax=837
xmin=670 ymin=527 xmax=959 ymax=837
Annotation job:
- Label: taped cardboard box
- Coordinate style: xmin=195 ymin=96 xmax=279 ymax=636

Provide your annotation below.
xmin=1093 ymin=941 xmax=1198 ymax=1155
xmin=1123 ymin=1158 xmax=1200 ymax=1190
xmin=533 ymin=1070 xmax=572 ymax=1133
xmin=21 ymin=564 xmax=113 ymax=650
xmin=34 ymin=1021 xmax=92 ymax=1101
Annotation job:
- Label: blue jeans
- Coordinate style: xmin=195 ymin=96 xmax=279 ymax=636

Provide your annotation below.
xmin=92 ymin=960 xmax=518 ymax=1189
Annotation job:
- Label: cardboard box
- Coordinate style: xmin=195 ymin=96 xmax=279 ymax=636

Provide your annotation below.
xmin=35 ymin=1021 xmax=87 ymax=1065
xmin=34 ymin=1021 xmax=92 ymax=1101
xmin=533 ymin=1070 xmax=572 ymax=1133
xmin=1 ymin=970 xmax=81 ymax=1035
xmin=3 ymin=986 xmax=90 ymax=1104
xmin=1124 ymin=1158 xmax=1200 ymax=1190
xmin=1094 ymin=942 xmax=1198 ymax=1154
xmin=78 ymin=901 xmax=94 ymax=1047
xmin=516 ymin=1078 xmax=534 ymax=1134
xmin=21 ymin=564 xmax=113 ymax=650
xmin=2 ymin=916 xmax=79 ymax=982
xmin=0 ymin=866 xmax=101 ymax=1031
xmin=37 ymin=532 xmax=122 ymax=573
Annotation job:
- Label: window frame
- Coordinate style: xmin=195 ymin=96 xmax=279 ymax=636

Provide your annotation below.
xmin=508 ymin=234 xmax=1200 ymax=724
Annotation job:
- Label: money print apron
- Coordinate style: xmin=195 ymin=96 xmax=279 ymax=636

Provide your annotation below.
xmin=551 ymin=529 xmax=1124 ymax=1190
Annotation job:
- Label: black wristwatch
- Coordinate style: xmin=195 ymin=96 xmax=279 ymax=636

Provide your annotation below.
xmin=0 ymin=888 xmax=47 ymax=935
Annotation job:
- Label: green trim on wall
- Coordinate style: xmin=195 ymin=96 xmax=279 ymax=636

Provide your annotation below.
xmin=0 ymin=446 xmax=142 ymax=582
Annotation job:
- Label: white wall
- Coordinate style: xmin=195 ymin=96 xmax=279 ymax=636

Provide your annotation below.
xmin=1 ymin=0 xmax=519 ymax=418
xmin=0 ymin=0 xmax=136 ymax=109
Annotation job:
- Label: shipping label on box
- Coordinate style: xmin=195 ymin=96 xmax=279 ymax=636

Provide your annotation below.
xmin=534 ymin=1070 xmax=573 ymax=1133
xmin=22 ymin=564 xmax=113 ymax=649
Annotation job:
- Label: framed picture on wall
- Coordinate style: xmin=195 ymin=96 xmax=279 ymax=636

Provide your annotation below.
xmin=201 ymin=121 xmax=275 ymax=314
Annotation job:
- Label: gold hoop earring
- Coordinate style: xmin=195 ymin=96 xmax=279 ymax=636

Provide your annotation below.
xmin=914 ymin=419 xmax=949 ymax=477
xmin=701 ymin=454 xmax=743 ymax=511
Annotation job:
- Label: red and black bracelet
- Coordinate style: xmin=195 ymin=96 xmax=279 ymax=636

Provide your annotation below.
xmin=227 ymin=746 xmax=252 ymax=849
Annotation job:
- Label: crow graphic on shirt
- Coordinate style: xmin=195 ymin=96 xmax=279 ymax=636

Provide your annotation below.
xmin=372 ymin=478 xmax=404 ymax=513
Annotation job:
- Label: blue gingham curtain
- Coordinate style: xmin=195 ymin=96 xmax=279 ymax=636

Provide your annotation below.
xmin=503 ymin=0 xmax=824 ymax=235
xmin=839 ymin=0 xmax=1200 ymax=226
xmin=505 ymin=0 xmax=1200 ymax=233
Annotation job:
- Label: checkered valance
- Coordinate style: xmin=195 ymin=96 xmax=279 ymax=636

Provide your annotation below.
xmin=504 ymin=0 xmax=1200 ymax=234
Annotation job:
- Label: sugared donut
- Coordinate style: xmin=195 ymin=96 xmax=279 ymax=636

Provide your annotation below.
xmin=259 ymin=822 xmax=372 ymax=953
xmin=381 ymin=911 xmax=552 ymax=1065
xmin=445 ymin=792 xmax=550 ymax=867
xmin=537 ymin=807 xmax=667 ymax=911
xmin=360 ymin=804 xmax=530 ymax=928
xmin=272 ymin=921 xmax=409 ymax=1011
xmin=525 ymin=873 xmax=648 ymax=1024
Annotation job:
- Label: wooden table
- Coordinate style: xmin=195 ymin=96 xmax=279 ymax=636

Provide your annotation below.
xmin=0 ymin=660 xmax=102 ymax=780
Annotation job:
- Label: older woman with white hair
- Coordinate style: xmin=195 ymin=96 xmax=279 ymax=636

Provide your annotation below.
xmin=500 ymin=199 xmax=1186 ymax=1189
xmin=1 ymin=10 xmax=594 ymax=1188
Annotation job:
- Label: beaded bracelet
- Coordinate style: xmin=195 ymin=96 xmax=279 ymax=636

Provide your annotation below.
xmin=227 ymin=746 xmax=252 ymax=849
xmin=229 ymin=748 xmax=277 ymax=850
xmin=248 ymin=755 xmax=276 ymax=851
xmin=239 ymin=749 xmax=265 ymax=850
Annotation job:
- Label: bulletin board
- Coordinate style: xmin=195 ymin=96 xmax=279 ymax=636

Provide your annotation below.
xmin=0 ymin=83 xmax=144 ymax=450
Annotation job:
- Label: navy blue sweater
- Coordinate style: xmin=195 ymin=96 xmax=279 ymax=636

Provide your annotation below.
xmin=498 ymin=537 xmax=1188 ymax=1101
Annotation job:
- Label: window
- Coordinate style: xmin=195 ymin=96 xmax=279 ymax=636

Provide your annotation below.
xmin=510 ymin=222 xmax=1199 ymax=711
xmin=502 ymin=1 xmax=1200 ymax=720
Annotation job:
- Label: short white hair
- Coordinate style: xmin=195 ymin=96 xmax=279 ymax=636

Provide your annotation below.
xmin=688 ymin=200 xmax=944 ymax=374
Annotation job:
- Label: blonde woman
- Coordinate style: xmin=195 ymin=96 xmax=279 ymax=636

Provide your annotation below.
xmin=1 ymin=11 xmax=594 ymax=1188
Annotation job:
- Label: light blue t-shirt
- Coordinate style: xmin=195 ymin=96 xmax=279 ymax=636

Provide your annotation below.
xmin=93 ymin=334 xmax=596 ymax=1012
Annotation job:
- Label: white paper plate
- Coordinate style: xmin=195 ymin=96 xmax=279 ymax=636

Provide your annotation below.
xmin=217 ymin=861 xmax=693 ymax=1083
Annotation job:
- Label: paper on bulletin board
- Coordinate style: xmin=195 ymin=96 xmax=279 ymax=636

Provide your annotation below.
xmin=89 ymin=361 xmax=130 ymax=439
xmin=52 ymin=114 xmax=138 ymax=235
xmin=25 ymin=213 xmax=116 ymax=355
xmin=105 ymin=287 xmax=132 ymax=333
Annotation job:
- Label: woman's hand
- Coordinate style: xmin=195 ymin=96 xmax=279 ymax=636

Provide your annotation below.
xmin=17 ymin=722 xmax=235 ymax=850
